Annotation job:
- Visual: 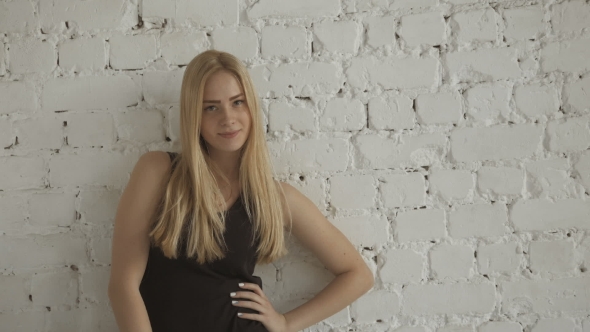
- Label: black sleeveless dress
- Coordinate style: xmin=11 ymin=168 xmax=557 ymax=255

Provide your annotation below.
xmin=139 ymin=152 xmax=269 ymax=332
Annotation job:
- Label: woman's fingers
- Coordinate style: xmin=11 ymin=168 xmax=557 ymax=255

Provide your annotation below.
xmin=239 ymin=282 xmax=267 ymax=299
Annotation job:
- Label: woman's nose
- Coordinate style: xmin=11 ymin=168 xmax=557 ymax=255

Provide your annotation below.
xmin=220 ymin=106 xmax=235 ymax=124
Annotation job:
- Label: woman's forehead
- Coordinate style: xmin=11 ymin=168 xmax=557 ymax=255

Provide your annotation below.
xmin=203 ymin=70 xmax=243 ymax=97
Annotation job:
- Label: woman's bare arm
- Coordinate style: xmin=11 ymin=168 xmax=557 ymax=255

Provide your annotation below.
xmin=108 ymin=151 xmax=172 ymax=332
xmin=279 ymin=182 xmax=375 ymax=332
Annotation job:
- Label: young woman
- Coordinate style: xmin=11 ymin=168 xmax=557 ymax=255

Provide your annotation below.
xmin=107 ymin=50 xmax=374 ymax=332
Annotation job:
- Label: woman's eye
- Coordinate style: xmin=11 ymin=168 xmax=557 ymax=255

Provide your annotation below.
xmin=204 ymin=106 xmax=215 ymax=111
xmin=234 ymin=100 xmax=244 ymax=106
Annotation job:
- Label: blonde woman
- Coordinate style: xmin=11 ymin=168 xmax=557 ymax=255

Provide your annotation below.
xmin=107 ymin=50 xmax=374 ymax=332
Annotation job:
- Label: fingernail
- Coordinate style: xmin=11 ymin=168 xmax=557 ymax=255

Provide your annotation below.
xmin=232 ymin=300 xmax=238 ymax=304
xmin=230 ymin=292 xmax=236 ymax=297
xmin=238 ymin=283 xmax=244 ymax=287
xmin=237 ymin=313 xmax=243 ymax=316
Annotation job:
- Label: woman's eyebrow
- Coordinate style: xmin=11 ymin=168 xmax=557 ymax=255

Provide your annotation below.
xmin=203 ymin=93 xmax=244 ymax=103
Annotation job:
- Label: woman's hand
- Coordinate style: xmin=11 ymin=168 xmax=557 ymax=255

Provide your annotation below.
xmin=231 ymin=282 xmax=290 ymax=332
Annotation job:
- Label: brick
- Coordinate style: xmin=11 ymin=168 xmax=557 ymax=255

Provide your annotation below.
xmin=429 ymin=169 xmax=474 ymax=200
xmin=0 ymin=194 xmax=27 ymax=232
xmin=58 ymin=37 xmax=106 ymax=71
xmin=430 ymin=244 xmax=474 ymax=279
xmin=479 ymin=322 xmax=522 ymax=332
xmin=0 ymin=234 xmax=88 ymax=269
xmin=9 ymin=38 xmax=56 ymax=74
xmin=287 ymin=177 xmax=326 ymax=210
xmin=504 ymin=6 xmax=545 ymax=40
xmin=161 ymin=31 xmax=210 ymax=65
xmin=332 ymin=216 xmax=388 ymax=247
xmin=79 ymin=190 xmax=121 ymax=227
xmin=250 ymin=62 xmax=342 ymax=98
xmin=0 ymin=312 xmax=44 ymax=332
xmin=453 ymin=9 xmax=497 ymax=43
xmin=212 ymin=27 xmax=258 ymax=61
xmin=394 ymin=327 xmax=425 ymax=332
xmin=329 ymin=174 xmax=376 ymax=209
xmin=530 ymin=240 xmax=575 ymax=273
xmin=403 ymin=282 xmax=495 ymax=314
xmin=13 ymin=115 xmax=63 ymax=149
xmin=0 ymin=275 xmax=29 ymax=311
xmin=280 ymin=261 xmax=334 ymax=297
xmin=502 ymin=278 xmax=590 ymax=313
xmin=0 ymin=0 xmax=36 ymax=33
xmin=31 ymin=270 xmax=78 ymax=306
xmin=0 ymin=43 xmax=5 ymax=75
xmin=449 ymin=203 xmax=507 ymax=238
xmin=446 ymin=48 xmax=522 ymax=83
xmin=268 ymin=102 xmax=316 ymax=132
xmin=40 ymin=0 xmax=133 ymax=31
xmin=364 ymin=16 xmax=395 ymax=48
xmin=415 ymin=91 xmax=462 ymax=125
xmin=143 ymin=0 xmax=174 ymax=18
xmin=168 ymin=105 xmax=181 ymax=141
xmin=42 ymin=76 xmax=140 ymax=111
xmin=176 ymin=0 xmax=238 ymax=26
xmin=546 ymin=116 xmax=590 ymax=152
xmin=269 ymin=139 xmax=348 ymax=174
xmin=348 ymin=56 xmax=437 ymax=90
xmin=29 ymin=192 xmax=76 ymax=228
xmin=48 ymin=152 xmax=138 ymax=187
xmin=0 ymin=81 xmax=37 ymax=114
xmin=541 ymin=38 xmax=590 ymax=73
xmin=465 ymin=85 xmax=511 ymax=123
xmin=565 ymin=75 xmax=590 ymax=113
xmin=447 ymin=0 xmax=478 ymax=4
xmin=533 ymin=319 xmax=575 ymax=332
xmin=399 ymin=11 xmax=445 ymax=47
xmin=355 ymin=133 xmax=446 ymax=169
xmin=450 ymin=125 xmax=542 ymax=162
xmin=368 ymin=93 xmax=414 ymax=130
xmin=380 ymin=249 xmax=423 ymax=284
xmin=575 ymin=151 xmax=590 ymax=193
xmin=91 ymin=235 xmax=112 ymax=265
xmin=142 ymin=69 xmax=184 ymax=105
xmin=381 ymin=173 xmax=426 ymax=208
xmin=320 ymin=98 xmax=365 ymax=131
xmin=477 ymin=166 xmax=524 ymax=195
xmin=390 ymin=0 xmax=436 ymax=9
xmin=511 ymin=198 xmax=590 ymax=231
xmin=261 ymin=26 xmax=308 ymax=58
xmin=64 ymin=112 xmax=115 ymax=147
xmin=248 ymin=0 xmax=340 ymax=19
xmin=0 ymin=156 xmax=45 ymax=190
xmin=109 ymin=34 xmax=157 ymax=70
xmin=314 ymin=20 xmax=360 ymax=54
xmin=438 ymin=325 xmax=474 ymax=332
xmin=525 ymin=158 xmax=577 ymax=198
xmin=115 ymin=110 xmax=165 ymax=143
xmin=80 ymin=267 xmax=110 ymax=305
xmin=0 ymin=118 xmax=11 ymax=148
xmin=551 ymin=0 xmax=590 ymax=33
xmin=395 ymin=209 xmax=446 ymax=242
xmin=477 ymin=242 xmax=521 ymax=274
xmin=514 ymin=84 xmax=559 ymax=119
xmin=353 ymin=290 xmax=400 ymax=323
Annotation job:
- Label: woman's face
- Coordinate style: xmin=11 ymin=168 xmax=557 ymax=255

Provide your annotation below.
xmin=200 ymin=70 xmax=251 ymax=156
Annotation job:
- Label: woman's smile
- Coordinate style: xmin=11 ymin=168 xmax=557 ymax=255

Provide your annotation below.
xmin=219 ymin=130 xmax=240 ymax=138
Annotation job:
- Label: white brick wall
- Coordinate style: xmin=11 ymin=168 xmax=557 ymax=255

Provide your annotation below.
xmin=1 ymin=0 xmax=589 ymax=331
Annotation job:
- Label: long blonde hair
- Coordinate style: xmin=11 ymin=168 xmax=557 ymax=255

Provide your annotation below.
xmin=149 ymin=50 xmax=291 ymax=265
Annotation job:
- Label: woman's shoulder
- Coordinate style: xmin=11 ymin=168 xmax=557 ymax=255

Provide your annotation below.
xmin=136 ymin=151 xmax=175 ymax=177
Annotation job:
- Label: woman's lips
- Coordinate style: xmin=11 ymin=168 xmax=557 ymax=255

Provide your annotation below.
xmin=219 ymin=130 xmax=240 ymax=138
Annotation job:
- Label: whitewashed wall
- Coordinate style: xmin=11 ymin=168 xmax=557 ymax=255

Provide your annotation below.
xmin=1 ymin=0 xmax=590 ymax=331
